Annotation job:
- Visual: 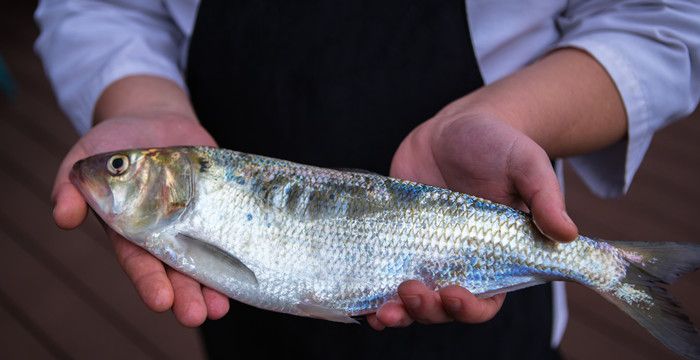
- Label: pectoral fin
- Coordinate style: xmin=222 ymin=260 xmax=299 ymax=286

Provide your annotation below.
xmin=175 ymin=233 xmax=258 ymax=286
xmin=296 ymin=303 xmax=359 ymax=324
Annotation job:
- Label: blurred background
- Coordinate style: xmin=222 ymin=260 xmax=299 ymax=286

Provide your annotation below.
xmin=1 ymin=2 xmax=698 ymax=359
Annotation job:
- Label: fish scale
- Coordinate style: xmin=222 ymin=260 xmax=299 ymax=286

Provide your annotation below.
xmin=71 ymin=146 xmax=700 ymax=359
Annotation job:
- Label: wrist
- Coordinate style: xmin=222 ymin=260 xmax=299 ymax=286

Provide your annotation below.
xmin=93 ymin=75 xmax=198 ymax=126
xmin=432 ymin=94 xmax=534 ymax=146
xmin=96 ymin=112 xmax=200 ymax=129
xmin=462 ymin=96 xmax=530 ymax=137
xmin=433 ymin=48 xmax=626 ymax=158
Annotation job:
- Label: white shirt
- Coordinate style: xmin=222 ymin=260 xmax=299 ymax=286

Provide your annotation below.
xmin=34 ymin=0 xmax=700 ymax=348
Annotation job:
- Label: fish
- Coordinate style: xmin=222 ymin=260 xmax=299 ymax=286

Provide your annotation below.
xmin=70 ymin=146 xmax=700 ymax=359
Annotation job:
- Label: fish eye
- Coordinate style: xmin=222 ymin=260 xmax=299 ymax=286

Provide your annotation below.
xmin=107 ymin=154 xmax=130 ymax=176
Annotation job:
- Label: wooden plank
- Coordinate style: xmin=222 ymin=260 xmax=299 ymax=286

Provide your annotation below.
xmin=651 ymin=123 xmax=700 ymax=166
xmin=0 ymin=120 xmax=58 ymax=197
xmin=0 ymin=118 xmax=112 ymax=254
xmin=0 ymin=10 xmax=205 ymax=356
xmin=0 ymin=99 xmax=118 ymax=242
xmin=0 ymin=3 xmax=83 ymax=151
xmin=1 ymin=71 xmax=79 ymax=152
xmin=559 ymin=314 xmax=665 ymax=360
xmin=0 ymin=290 xmax=67 ymax=360
xmin=675 ymin=273 xmax=700 ymax=320
xmin=561 ymin=111 xmax=700 ymax=360
xmin=0 ymin=165 xmax=205 ymax=359
xmin=3 ymin=98 xmax=76 ymax=156
xmin=0 ymin=43 xmax=81 ymax=151
xmin=0 ymin=107 xmax=204 ymax=359
xmin=638 ymin=120 xmax=700 ymax=201
xmin=0 ymin=87 xmax=108 ymax=245
xmin=0 ymin=115 xmax=115 ymax=251
xmin=566 ymin=284 xmax=684 ymax=359
xmin=0 ymin=227 xmax=151 ymax=359
xmin=564 ymin=166 xmax=698 ymax=246
xmin=0 ymin=101 xmax=205 ymax=359
xmin=621 ymin=181 xmax=700 ymax=237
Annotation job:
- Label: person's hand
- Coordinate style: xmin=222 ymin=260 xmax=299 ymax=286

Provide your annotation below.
xmin=366 ymin=111 xmax=578 ymax=330
xmin=53 ymin=114 xmax=230 ymax=327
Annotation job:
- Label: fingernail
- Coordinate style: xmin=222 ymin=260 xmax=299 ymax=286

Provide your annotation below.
xmin=532 ymin=218 xmax=554 ymax=241
xmin=445 ymin=297 xmax=462 ymax=313
xmin=375 ymin=300 xmax=391 ymax=318
xmin=403 ymin=295 xmax=421 ymax=310
xmin=561 ymin=210 xmax=574 ymax=227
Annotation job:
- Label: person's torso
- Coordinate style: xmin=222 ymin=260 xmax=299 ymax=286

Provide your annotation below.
xmin=186 ymin=1 xmax=557 ymax=358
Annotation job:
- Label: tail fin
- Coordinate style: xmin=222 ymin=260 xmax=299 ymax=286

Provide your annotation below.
xmin=605 ymin=241 xmax=700 ymax=359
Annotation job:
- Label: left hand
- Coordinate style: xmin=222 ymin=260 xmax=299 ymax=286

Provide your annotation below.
xmin=53 ymin=114 xmax=229 ymax=327
xmin=367 ymin=110 xmax=578 ymax=330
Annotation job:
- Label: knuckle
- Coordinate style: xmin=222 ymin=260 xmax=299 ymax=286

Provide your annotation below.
xmin=132 ymin=268 xmax=164 ymax=291
xmin=119 ymin=247 xmax=149 ymax=271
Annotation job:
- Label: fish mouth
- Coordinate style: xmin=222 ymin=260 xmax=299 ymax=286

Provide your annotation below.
xmin=70 ymin=159 xmax=115 ymax=221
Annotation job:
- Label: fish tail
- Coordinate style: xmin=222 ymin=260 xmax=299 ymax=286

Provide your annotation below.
xmin=603 ymin=241 xmax=700 ymax=359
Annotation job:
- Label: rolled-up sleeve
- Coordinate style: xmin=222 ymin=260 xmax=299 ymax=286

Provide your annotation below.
xmin=555 ymin=0 xmax=700 ymax=198
xmin=35 ymin=0 xmax=187 ymax=134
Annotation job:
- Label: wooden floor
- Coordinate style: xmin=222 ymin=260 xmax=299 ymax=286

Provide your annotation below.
xmin=0 ymin=2 xmax=697 ymax=359
xmin=559 ymin=110 xmax=700 ymax=360
xmin=0 ymin=2 xmax=206 ymax=359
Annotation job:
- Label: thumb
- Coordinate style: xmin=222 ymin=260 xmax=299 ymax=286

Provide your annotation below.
xmin=52 ymin=145 xmax=88 ymax=229
xmin=508 ymin=142 xmax=578 ymax=242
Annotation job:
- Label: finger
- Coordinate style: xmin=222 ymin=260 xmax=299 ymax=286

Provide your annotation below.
xmin=397 ymin=280 xmax=452 ymax=324
xmin=202 ymin=287 xmax=229 ymax=320
xmin=375 ymin=300 xmax=413 ymax=328
xmin=53 ymin=144 xmax=89 ymax=229
xmin=508 ymin=144 xmax=578 ymax=242
xmin=366 ymin=313 xmax=385 ymax=331
xmin=439 ymin=286 xmax=505 ymax=323
xmin=52 ymin=182 xmax=88 ymax=229
xmin=112 ymin=232 xmax=174 ymax=312
xmin=167 ymin=268 xmax=208 ymax=327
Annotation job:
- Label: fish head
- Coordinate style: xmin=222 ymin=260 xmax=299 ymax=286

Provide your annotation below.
xmin=70 ymin=148 xmax=194 ymax=239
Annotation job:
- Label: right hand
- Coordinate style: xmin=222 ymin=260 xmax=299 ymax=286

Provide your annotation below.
xmin=53 ymin=114 xmax=230 ymax=327
xmin=367 ymin=111 xmax=578 ymax=330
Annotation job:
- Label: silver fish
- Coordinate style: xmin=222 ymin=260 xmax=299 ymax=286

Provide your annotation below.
xmin=71 ymin=146 xmax=700 ymax=359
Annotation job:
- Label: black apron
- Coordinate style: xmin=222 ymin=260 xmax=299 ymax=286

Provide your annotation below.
xmin=186 ymin=1 xmax=558 ymax=358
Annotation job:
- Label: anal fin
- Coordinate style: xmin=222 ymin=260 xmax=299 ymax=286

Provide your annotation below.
xmin=296 ymin=303 xmax=359 ymax=324
xmin=476 ymin=277 xmax=547 ymax=298
xmin=335 ymin=168 xmax=379 ymax=175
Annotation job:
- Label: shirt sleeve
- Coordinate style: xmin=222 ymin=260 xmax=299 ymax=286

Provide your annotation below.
xmin=34 ymin=0 xmax=188 ymax=134
xmin=554 ymin=0 xmax=700 ymax=198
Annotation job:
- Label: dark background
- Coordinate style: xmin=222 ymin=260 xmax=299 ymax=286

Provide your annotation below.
xmin=1 ymin=2 xmax=698 ymax=359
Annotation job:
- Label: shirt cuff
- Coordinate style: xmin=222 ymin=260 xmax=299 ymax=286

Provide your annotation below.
xmin=72 ymin=60 xmax=186 ymax=135
xmin=554 ymin=37 xmax=652 ymax=198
